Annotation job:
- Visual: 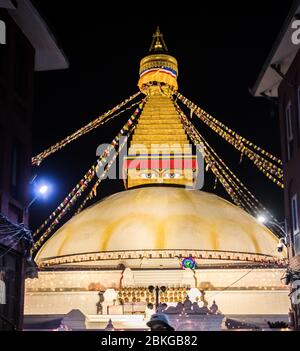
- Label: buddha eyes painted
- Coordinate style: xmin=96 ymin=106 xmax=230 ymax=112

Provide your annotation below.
xmin=140 ymin=172 xmax=157 ymax=179
xmin=140 ymin=171 xmax=182 ymax=179
xmin=164 ymin=172 xmax=181 ymax=179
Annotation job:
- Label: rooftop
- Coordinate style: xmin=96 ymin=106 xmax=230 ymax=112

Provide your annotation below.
xmin=0 ymin=0 xmax=69 ymax=71
xmin=252 ymin=0 xmax=300 ymax=97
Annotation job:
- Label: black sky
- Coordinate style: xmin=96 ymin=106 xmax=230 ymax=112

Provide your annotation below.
xmin=29 ymin=2 xmax=294 ymax=229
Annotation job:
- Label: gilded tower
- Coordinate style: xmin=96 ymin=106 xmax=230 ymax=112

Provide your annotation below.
xmin=124 ymin=27 xmax=197 ymax=189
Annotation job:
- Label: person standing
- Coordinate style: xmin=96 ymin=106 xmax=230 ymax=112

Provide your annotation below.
xmin=146 ymin=313 xmax=175 ymax=331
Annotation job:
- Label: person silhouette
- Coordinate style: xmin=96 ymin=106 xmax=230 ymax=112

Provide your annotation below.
xmin=96 ymin=291 xmax=104 ymax=315
xmin=147 ymin=313 xmax=175 ymax=331
xmin=183 ymin=296 xmax=192 ymax=312
xmin=210 ymin=300 xmax=220 ymax=315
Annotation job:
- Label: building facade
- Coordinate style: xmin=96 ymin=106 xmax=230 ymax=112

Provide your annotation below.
xmin=253 ymin=0 xmax=300 ymax=330
xmin=278 ymin=49 xmax=300 ymax=259
xmin=0 ymin=215 xmax=33 ymax=330
xmin=0 ymin=6 xmax=34 ymax=227
xmin=0 ymin=0 xmax=68 ymax=330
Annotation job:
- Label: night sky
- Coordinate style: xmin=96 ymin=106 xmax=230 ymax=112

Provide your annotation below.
xmin=29 ymin=2 xmax=294 ymax=230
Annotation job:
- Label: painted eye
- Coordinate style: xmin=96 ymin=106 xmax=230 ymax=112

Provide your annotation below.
xmin=140 ymin=173 xmax=156 ymax=179
xmin=164 ymin=172 xmax=181 ymax=179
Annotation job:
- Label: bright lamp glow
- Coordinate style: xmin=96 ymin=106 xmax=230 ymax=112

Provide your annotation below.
xmin=38 ymin=185 xmax=49 ymax=195
xmin=187 ymin=288 xmax=201 ymax=303
xmin=27 ymin=179 xmax=53 ymax=210
xmin=257 ymin=215 xmax=267 ymax=224
xmin=33 ymin=180 xmax=52 ymax=199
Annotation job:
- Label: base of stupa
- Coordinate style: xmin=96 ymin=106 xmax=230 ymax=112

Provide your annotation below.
xmin=25 ymin=267 xmax=289 ymax=317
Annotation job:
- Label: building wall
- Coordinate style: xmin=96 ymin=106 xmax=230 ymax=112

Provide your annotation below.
xmin=278 ymin=48 xmax=300 ymax=329
xmin=0 ymin=244 xmax=26 ymax=330
xmin=25 ymin=289 xmax=290 ymax=316
xmin=24 ymin=269 xmax=289 ymax=315
xmin=25 ymin=268 xmax=288 ymax=291
xmin=0 ymin=8 xmax=34 ymax=227
xmin=278 ymin=49 xmax=300 ymax=256
xmin=0 ymin=8 xmax=34 ymax=330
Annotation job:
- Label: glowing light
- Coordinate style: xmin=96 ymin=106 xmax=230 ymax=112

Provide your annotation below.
xmin=33 ymin=180 xmax=52 ymax=199
xmin=257 ymin=215 xmax=267 ymax=224
xmin=187 ymin=288 xmax=201 ymax=303
xmin=39 ymin=185 xmax=49 ymax=195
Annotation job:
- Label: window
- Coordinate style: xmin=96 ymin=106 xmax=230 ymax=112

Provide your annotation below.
xmin=10 ymin=140 xmax=24 ymax=202
xmin=14 ymin=32 xmax=29 ymax=99
xmin=291 ymin=194 xmax=299 ymax=235
xmin=286 ymin=102 xmax=294 ymax=160
xmin=8 ymin=204 xmax=23 ymax=224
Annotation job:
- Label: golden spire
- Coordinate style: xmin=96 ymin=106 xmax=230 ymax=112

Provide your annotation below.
xmin=124 ymin=28 xmax=197 ymax=189
xmin=149 ymin=26 xmax=168 ymax=53
xmin=138 ymin=27 xmax=178 ymax=94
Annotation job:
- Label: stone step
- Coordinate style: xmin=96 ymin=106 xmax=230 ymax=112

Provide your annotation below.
xmin=144 ymin=105 xmax=175 ymax=108
xmin=138 ymin=120 xmax=181 ymax=125
xmin=140 ymin=116 xmax=178 ymax=120
xmin=139 ymin=116 xmax=181 ymax=124
xmin=146 ymin=101 xmax=174 ymax=105
xmin=131 ymin=142 xmax=190 ymax=147
xmin=143 ymin=106 xmax=176 ymax=111
xmin=129 ymin=146 xmax=192 ymax=153
xmin=143 ymin=107 xmax=175 ymax=112
xmin=134 ymin=129 xmax=185 ymax=135
xmin=146 ymin=99 xmax=174 ymax=103
xmin=136 ymin=121 xmax=183 ymax=129
xmin=132 ymin=135 xmax=188 ymax=143
xmin=140 ymin=113 xmax=179 ymax=119
xmin=130 ymin=144 xmax=191 ymax=150
xmin=129 ymin=144 xmax=192 ymax=150
xmin=143 ymin=104 xmax=176 ymax=108
xmin=137 ymin=125 xmax=183 ymax=131
xmin=142 ymin=103 xmax=176 ymax=108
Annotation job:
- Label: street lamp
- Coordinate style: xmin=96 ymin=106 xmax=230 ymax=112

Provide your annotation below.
xmin=257 ymin=215 xmax=267 ymax=224
xmin=38 ymin=185 xmax=49 ymax=195
xmin=25 ymin=182 xmax=51 ymax=213
xmin=257 ymin=215 xmax=287 ymax=252
xmin=257 ymin=215 xmax=287 ymax=244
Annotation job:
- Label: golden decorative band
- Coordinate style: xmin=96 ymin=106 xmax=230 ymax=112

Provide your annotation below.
xmin=38 ymin=249 xmax=287 ymax=268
